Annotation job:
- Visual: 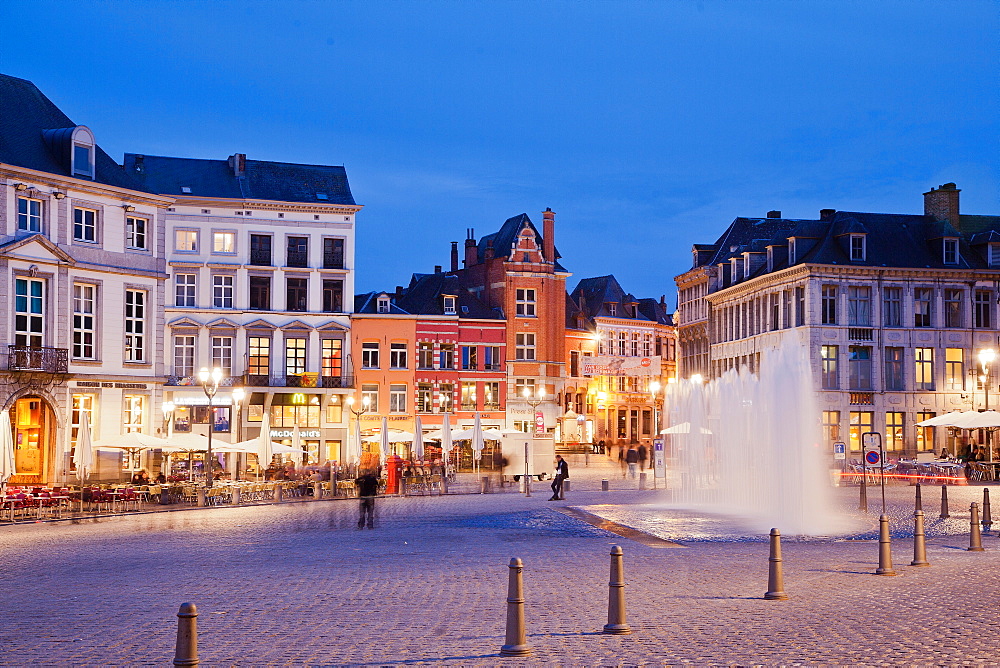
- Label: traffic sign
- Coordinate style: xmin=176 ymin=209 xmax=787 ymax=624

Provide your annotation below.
xmin=865 ymin=450 xmax=881 ymax=466
xmin=833 ymin=442 xmax=846 ymax=460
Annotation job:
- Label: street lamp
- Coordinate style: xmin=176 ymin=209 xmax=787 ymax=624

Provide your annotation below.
xmin=346 ymin=394 xmax=371 ymax=462
xmin=522 ymin=386 xmax=546 ymax=434
xmin=231 ymin=387 xmax=245 ymax=480
xmin=197 ymin=367 xmax=224 ymax=488
xmin=162 ymin=401 xmax=175 ymax=481
xmin=979 ymin=348 xmax=996 ymax=463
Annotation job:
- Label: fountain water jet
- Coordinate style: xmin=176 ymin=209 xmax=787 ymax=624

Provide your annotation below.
xmin=664 ymin=337 xmax=846 ymax=535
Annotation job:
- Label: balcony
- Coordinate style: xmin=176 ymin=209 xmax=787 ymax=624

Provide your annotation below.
xmin=241 ymin=374 xmax=354 ymax=388
xmin=850 ymin=392 xmax=875 ymax=405
xmin=249 ymin=249 xmax=272 ymax=266
xmin=286 ymin=251 xmax=309 ymax=268
xmin=323 ymin=252 xmax=344 ymax=269
xmin=7 ymin=345 xmax=69 ymax=373
xmin=849 ymin=328 xmax=874 ymax=341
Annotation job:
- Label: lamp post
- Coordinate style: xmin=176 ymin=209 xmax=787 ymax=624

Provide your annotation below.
xmin=231 ymin=387 xmax=245 ymax=480
xmin=346 ymin=394 xmax=371 ymax=467
xmin=979 ymin=348 xmax=996 ymax=463
xmin=522 ymin=386 xmax=546 ymax=434
xmin=197 ymin=367 xmax=224 ymax=488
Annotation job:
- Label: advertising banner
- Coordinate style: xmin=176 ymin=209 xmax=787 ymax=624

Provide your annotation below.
xmin=581 ymin=355 xmax=661 ymax=377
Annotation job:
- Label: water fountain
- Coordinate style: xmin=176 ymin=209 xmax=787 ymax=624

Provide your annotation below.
xmin=662 ymin=336 xmax=848 ymax=536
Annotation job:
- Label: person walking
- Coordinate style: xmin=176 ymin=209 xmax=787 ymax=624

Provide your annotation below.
xmin=638 ymin=443 xmax=648 ymax=471
xmin=549 ymin=455 xmax=569 ymax=500
xmin=355 ymin=469 xmax=379 ymax=529
xmin=626 ymin=446 xmax=639 ymax=479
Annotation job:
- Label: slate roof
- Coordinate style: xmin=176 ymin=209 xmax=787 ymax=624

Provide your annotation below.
xmin=123 ymin=153 xmax=355 ymax=205
xmin=568 ymin=275 xmax=672 ymax=327
xmin=0 ymin=74 xmax=151 ymax=192
xmin=475 ymin=213 xmax=567 ymax=271
xmin=354 ymin=273 xmax=502 ymax=319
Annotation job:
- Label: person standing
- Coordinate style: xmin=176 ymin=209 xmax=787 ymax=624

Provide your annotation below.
xmin=637 ymin=443 xmax=648 ymax=471
xmin=549 ymin=455 xmax=569 ymax=500
xmin=626 ymin=446 xmax=639 ymax=479
xmin=355 ymin=469 xmax=379 ymax=529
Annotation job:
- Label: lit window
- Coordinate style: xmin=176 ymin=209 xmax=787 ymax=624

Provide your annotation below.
xmin=285 ymin=338 xmax=306 ymax=376
xmin=123 ymin=395 xmax=144 ymax=433
xmin=361 ymin=385 xmax=379 ymax=412
xmin=389 ymin=385 xmax=406 ymax=413
xmin=175 ymin=230 xmax=198 ymax=252
xmin=213 ymin=232 xmax=235 ymax=253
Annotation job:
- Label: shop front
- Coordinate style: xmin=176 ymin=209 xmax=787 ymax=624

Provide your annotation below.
xmin=8 ymin=394 xmax=57 ymax=485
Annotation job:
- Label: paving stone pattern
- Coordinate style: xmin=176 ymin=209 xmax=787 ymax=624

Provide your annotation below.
xmin=1 ymin=457 xmax=999 ymax=666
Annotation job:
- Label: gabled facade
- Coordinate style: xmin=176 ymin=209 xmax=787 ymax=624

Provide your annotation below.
xmin=128 ymin=151 xmax=361 ymax=468
xmin=0 ymin=73 xmax=173 ymax=484
xmin=678 ymin=185 xmax=1000 ymax=458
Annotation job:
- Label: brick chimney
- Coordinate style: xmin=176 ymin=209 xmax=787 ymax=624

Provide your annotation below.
xmin=766 ymin=210 xmax=781 ymax=219
xmin=464 ymin=228 xmax=478 ymax=267
xmin=924 ymin=183 xmax=961 ymax=232
xmin=485 ymin=239 xmax=495 ymax=260
xmin=450 ymin=242 xmax=459 ymax=272
xmin=228 ymin=153 xmax=246 ymax=177
xmin=542 ymin=208 xmax=555 ymax=262
xmin=820 ymin=209 xmax=836 ymax=221
xmin=434 ymin=265 xmax=442 ymax=274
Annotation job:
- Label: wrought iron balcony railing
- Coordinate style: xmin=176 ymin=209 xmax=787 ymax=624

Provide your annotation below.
xmin=8 ymin=345 xmax=69 ymax=373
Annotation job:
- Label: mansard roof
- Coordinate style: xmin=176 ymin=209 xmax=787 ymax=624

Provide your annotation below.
xmin=0 ymin=74 xmax=151 ymax=192
xmin=122 ymin=153 xmax=356 ymax=205
xmin=475 ymin=213 xmax=566 ymax=271
xmin=568 ymin=275 xmax=671 ymax=327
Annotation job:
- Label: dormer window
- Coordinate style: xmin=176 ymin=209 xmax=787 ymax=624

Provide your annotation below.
xmin=443 ymin=295 xmax=457 ymax=315
xmin=608 ymin=303 xmax=617 ymax=316
xmin=788 ymin=238 xmax=797 ymax=264
xmin=377 ymin=296 xmax=390 ymax=313
xmin=743 ymin=253 xmax=752 ymax=279
xmin=989 ymin=243 xmax=1000 ymax=267
xmin=766 ymin=247 xmax=774 ymax=272
xmin=70 ymin=126 xmax=95 ymax=178
xmin=850 ymin=234 xmax=866 ymax=261
xmin=943 ymin=238 xmax=959 ymax=265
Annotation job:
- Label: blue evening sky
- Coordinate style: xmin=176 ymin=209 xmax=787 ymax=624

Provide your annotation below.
xmin=2 ymin=1 xmax=997 ymax=304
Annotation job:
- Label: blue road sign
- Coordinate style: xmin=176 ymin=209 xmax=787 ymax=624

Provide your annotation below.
xmin=865 ymin=450 xmax=881 ymax=465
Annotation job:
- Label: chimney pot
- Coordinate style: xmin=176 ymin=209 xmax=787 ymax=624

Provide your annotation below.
xmin=820 ymin=209 xmax=836 ymax=220
xmin=434 ymin=265 xmax=442 ymax=274
xmin=924 ymin=182 xmax=961 ymax=232
xmin=766 ymin=210 xmax=781 ymax=219
xmin=228 ymin=153 xmax=246 ymax=177
xmin=542 ymin=208 xmax=556 ymax=262
xmin=450 ymin=241 xmax=459 ymax=272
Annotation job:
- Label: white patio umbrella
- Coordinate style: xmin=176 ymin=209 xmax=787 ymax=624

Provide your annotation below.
xmin=292 ymin=426 xmax=302 ymax=464
xmin=94 ymin=432 xmax=172 ymax=482
xmin=442 ymin=413 xmax=452 ymax=472
xmin=660 ymin=422 xmax=713 ymax=435
xmin=413 ymin=416 xmax=425 ymax=460
xmin=947 ymin=410 xmax=1000 ymax=429
xmin=379 ymin=416 xmax=390 ymax=465
xmin=916 ymin=411 xmax=975 ymax=427
xmin=0 ymin=409 xmax=15 ymax=493
xmin=362 ymin=430 xmax=415 ymax=443
xmin=73 ymin=412 xmax=95 ymax=512
xmin=257 ymin=413 xmax=273 ymax=477
xmin=471 ymin=413 xmax=485 ymax=466
xmin=349 ymin=414 xmax=362 ymax=465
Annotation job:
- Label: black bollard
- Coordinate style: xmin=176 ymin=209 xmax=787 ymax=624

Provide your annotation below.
xmin=910 ymin=511 xmax=930 ymax=567
xmin=875 ymin=514 xmax=897 ymax=576
xmin=859 ymin=479 xmax=868 ymax=513
xmin=500 ymin=558 xmax=531 ymax=656
xmin=764 ymin=528 xmax=788 ymax=600
xmin=915 ymin=484 xmax=923 ymax=512
xmin=968 ymin=503 xmax=985 ymax=552
xmin=982 ymin=488 xmax=992 ymax=531
xmin=603 ymin=545 xmax=631 ymax=634
xmin=940 ymin=485 xmax=950 ymax=519
xmin=173 ymin=602 xmax=198 ymax=666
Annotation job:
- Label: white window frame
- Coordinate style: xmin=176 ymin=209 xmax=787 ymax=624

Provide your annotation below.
xmin=175 ymin=229 xmax=198 ymax=252
xmin=124 ymin=289 xmax=146 ymax=362
xmin=389 ymin=342 xmax=407 ymax=369
xmin=443 ymin=295 xmax=457 ymax=315
xmin=377 ymin=296 xmax=390 ymax=313
xmin=515 ymin=288 xmax=536 ymax=317
xmin=849 ymin=234 xmax=866 ymax=261
xmin=73 ymin=207 xmax=97 ymax=243
xmin=16 ymin=197 xmax=42 ymax=232
xmin=943 ymin=238 xmax=959 ymax=265
xmin=213 ymin=231 xmax=236 ymax=254
xmin=123 ymin=395 xmax=144 ymax=433
xmin=14 ymin=277 xmax=45 ymax=347
xmin=389 ymin=384 xmax=407 ymax=413
xmin=212 ymin=274 xmax=234 ymax=309
xmin=72 ymin=283 xmax=96 ymax=359
xmin=211 ymin=336 xmax=234 ymax=374
xmin=126 ymin=216 xmax=148 ymax=250
xmin=175 ymin=274 xmax=196 ymax=307
xmin=361 ymin=384 xmax=379 ymax=412
xmin=285 ymin=337 xmax=307 ymax=376
xmin=361 ymin=341 xmax=379 ymax=369
xmin=174 ymin=335 xmax=195 ymax=377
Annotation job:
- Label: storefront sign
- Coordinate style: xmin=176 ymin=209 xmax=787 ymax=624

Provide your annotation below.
xmin=582 ymin=356 xmax=661 ymax=377
xmin=171 ymin=395 xmax=234 ymax=406
xmin=534 ymin=411 xmax=545 ymax=434
xmin=270 ymin=429 xmax=321 ymax=439
xmin=74 ymin=381 xmax=148 ymax=389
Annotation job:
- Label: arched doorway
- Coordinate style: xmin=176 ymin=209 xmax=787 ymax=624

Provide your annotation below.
xmin=10 ymin=395 xmax=56 ymax=485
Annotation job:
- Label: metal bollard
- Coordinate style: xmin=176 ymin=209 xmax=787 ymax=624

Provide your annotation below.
xmin=274 ymin=484 xmax=283 ymax=502
xmin=480 ymin=476 xmax=490 ymax=494
xmin=875 ymin=514 xmax=897 ymax=575
xmin=982 ymin=488 xmax=992 ymax=531
xmin=764 ymin=528 xmax=788 ymax=600
xmin=601 ymin=479 xmax=609 ymax=492
xmin=603 ymin=545 xmax=632 ymax=634
xmin=196 ymin=488 xmax=206 ymax=507
xmin=313 ymin=482 xmax=322 ymax=499
xmin=940 ymin=485 xmax=950 ymax=519
xmin=173 ymin=602 xmax=198 ymax=666
xmin=639 ymin=472 xmax=647 ymax=490
xmin=859 ymin=480 xmax=868 ymax=513
xmin=968 ymin=503 xmax=985 ymax=552
xmin=231 ymin=486 xmax=241 ymax=505
xmin=910 ymin=510 xmax=929 ymax=567
xmin=914 ymin=483 xmax=922 ymax=512
xmin=499 ymin=558 xmax=531 ymax=657
xmin=563 ymin=480 xmax=570 ymax=494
